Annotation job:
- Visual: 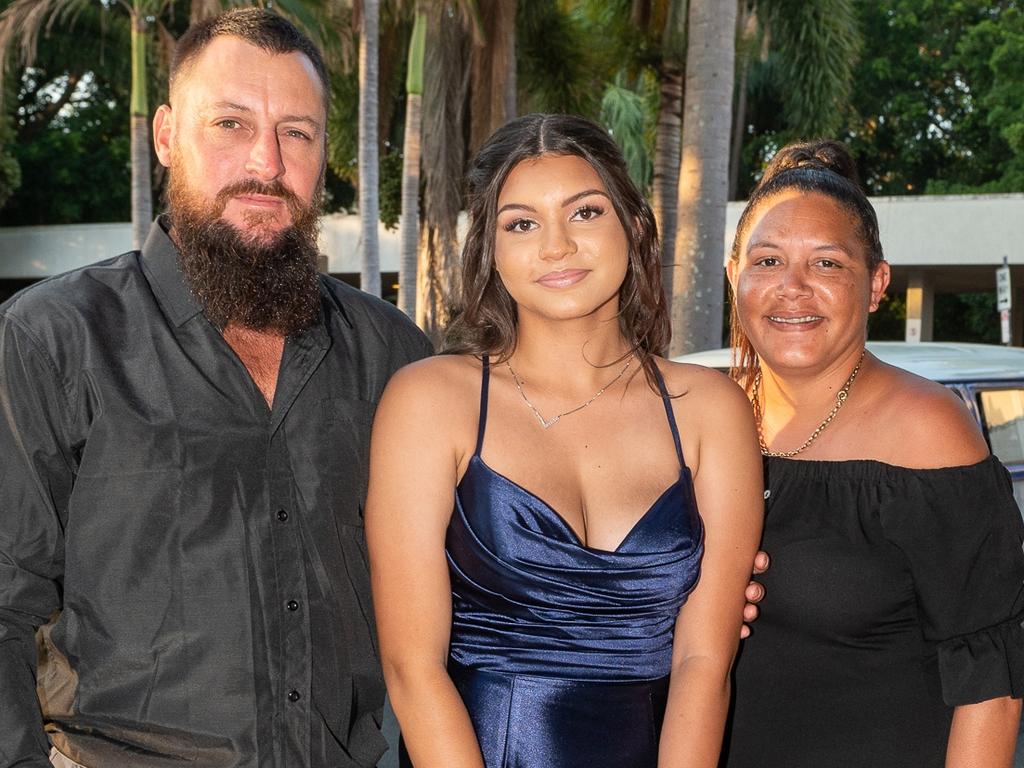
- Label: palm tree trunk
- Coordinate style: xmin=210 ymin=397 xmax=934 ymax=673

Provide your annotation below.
xmin=416 ymin=5 xmax=471 ymax=342
xmin=469 ymin=0 xmax=517 ymax=155
xmin=669 ymin=0 xmax=736 ymax=355
xmin=652 ymin=61 xmax=682 ymax=298
xmin=729 ymin=1 xmax=755 ymax=200
xmin=130 ymin=9 xmax=152 ymax=250
xmin=359 ymin=0 xmax=381 ymax=296
xmin=398 ymin=10 xmax=426 ymax=317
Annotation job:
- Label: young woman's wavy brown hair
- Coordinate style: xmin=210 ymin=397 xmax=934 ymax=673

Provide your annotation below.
xmin=443 ymin=113 xmax=670 ymax=387
xmin=728 ymin=139 xmax=885 ymax=387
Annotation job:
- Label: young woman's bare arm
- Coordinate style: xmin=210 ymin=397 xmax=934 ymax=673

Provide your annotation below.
xmin=365 ymin=359 xmax=485 ymax=768
xmin=658 ymin=368 xmax=764 ymax=767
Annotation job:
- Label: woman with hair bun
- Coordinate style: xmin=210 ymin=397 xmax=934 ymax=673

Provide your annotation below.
xmin=722 ymin=139 xmax=1024 ymax=767
xmin=365 ymin=114 xmax=763 ymax=767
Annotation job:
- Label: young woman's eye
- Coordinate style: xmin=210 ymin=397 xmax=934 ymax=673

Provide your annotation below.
xmin=572 ymin=204 xmax=605 ymax=221
xmin=503 ymin=218 xmax=535 ymax=233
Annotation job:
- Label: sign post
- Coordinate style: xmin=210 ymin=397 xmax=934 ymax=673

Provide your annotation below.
xmin=997 ymin=256 xmax=1012 ymax=345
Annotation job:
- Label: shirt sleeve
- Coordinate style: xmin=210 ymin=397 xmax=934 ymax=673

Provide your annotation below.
xmin=0 ymin=311 xmax=74 ymax=767
xmin=880 ymin=455 xmax=1024 ymax=706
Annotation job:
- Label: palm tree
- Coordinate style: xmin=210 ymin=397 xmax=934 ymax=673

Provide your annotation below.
xmin=728 ymin=0 xmax=860 ymax=198
xmin=0 ymin=0 xmax=171 ymax=248
xmin=358 ymin=0 xmax=382 ymax=296
xmin=397 ymin=6 xmax=425 ymax=317
xmin=648 ymin=0 xmax=687 ymax=298
xmin=415 ymin=2 xmax=474 ymax=340
xmin=415 ymin=0 xmax=507 ymax=341
xmin=668 ymin=0 xmax=736 ymax=356
xmin=468 ymin=0 xmax=516 ymax=154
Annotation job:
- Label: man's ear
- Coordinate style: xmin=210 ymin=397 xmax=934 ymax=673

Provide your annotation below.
xmin=153 ymin=104 xmax=174 ymax=169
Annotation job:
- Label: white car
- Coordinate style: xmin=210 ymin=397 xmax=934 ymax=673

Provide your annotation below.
xmin=675 ymin=342 xmax=1024 ymax=515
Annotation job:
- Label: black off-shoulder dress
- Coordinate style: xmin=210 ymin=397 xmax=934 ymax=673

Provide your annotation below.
xmin=724 ymin=454 xmax=1024 ymax=768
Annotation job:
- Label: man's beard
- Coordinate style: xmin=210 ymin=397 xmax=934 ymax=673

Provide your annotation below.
xmin=167 ymin=164 xmax=324 ymax=336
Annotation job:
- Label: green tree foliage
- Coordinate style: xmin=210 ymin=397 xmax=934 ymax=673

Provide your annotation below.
xmin=0 ymin=99 xmax=19 ymax=209
xmin=932 ymin=5 xmax=1024 ymax=193
xmin=1 ymin=74 xmax=130 ymax=224
xmin=735 ymin=0 xmax=1024 ymax=198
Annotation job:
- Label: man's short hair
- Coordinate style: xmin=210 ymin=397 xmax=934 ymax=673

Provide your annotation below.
xmin=170 ymin=8 xmax=330 ymax=110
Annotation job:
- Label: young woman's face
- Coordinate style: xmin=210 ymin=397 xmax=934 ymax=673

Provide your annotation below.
xmin=494 ymin=153 xmax=629 ymax=325
xmin=728 ymin=190 xmax=889 ymax=377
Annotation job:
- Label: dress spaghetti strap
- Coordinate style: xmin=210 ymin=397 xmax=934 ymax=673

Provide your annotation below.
xmin=652 ymin=364 xmax=686 ymax=471
xmin=474 ymin=356 xmax=491 ymax=457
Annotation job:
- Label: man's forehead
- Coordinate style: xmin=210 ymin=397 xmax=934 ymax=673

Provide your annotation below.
xmin=172 ymin=35 xmax=325 ymax=111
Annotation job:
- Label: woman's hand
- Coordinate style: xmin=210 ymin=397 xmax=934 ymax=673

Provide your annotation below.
xmin=741 ymin=550 xmax=770 ymax=639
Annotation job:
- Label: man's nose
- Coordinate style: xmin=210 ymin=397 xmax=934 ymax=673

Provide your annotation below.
xmin=245 ymin=129 xmax=285 ymax=182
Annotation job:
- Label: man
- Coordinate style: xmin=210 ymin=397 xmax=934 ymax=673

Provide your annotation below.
xmin=0 ymin=9 xmax=431 ymax=767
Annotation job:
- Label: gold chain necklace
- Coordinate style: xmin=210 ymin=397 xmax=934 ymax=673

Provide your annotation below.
xmin=752 ymin=349 xmax=866 ymax=458
xmin=506 ymin=357 xmax=633 ymax=429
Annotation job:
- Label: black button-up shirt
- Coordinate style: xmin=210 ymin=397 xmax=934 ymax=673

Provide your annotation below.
xmin=0 ymin=222 xmax=433 ymax=767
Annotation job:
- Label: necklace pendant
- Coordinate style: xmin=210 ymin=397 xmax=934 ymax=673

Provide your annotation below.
xmin=537 ymin=413 xmax=560 ymax=429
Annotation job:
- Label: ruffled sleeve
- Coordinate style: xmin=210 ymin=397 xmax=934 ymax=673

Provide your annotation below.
xmin=880 ymin=455 xmax=1024 ymax=706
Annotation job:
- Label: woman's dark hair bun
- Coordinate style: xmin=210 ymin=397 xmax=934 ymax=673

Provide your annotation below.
xmin=761 ymin=139 xmax=860 ymax=187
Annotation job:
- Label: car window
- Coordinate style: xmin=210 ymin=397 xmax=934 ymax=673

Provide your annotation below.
xmin=978 ymin=389 xmax=1024 ymax=466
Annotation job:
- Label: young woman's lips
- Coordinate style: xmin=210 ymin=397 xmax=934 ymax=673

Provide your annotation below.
xmin=536 ymin=269 xmax=590 ymax=288
xmin=766 ymin=314 xmax=825 ymax=330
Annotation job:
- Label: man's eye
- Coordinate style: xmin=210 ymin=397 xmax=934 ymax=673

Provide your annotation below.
xmin=285 ymin=129 xmax=312 ymax=140
xmin=755 ymin=256 xmax=780 ymax=267
xmin=817 ymin=259 xmax=840 ymax=268
xmin=217 ymin=119 xmax=241 ymax=130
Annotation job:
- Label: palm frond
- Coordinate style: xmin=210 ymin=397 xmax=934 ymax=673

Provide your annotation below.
xmin=758 ymin=0 xmax=861 ymax=138
xmin=599 ymin=69 xmax=655 ymax=190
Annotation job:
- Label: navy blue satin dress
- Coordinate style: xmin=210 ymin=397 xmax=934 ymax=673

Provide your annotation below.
xmin=402 ymin=358 xmax=703 ymax=768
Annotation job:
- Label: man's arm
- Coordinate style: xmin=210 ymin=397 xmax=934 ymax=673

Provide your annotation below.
xmin=0 ymin=312 xmax=73 ymax=767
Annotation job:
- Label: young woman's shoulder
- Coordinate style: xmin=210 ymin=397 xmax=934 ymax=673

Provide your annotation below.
xmin=657 ymin=358 xmax=751 ymax=407
xmin=655 ymin=358 xmax=755 ymax=429
xmin=377 ymin=354 xmax=484 ymax=429
xmin=870 ymin=361 xmax=989 ymax=468
xmin=383 ymin=353 xmax=481 ymax=400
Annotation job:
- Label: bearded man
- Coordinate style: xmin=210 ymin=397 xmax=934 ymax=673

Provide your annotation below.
xmin=0 ymin=9 xmax=431 ymax=768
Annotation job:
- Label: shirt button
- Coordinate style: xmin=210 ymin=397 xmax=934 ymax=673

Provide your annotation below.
xmin=276 ymin=509 xmax=289 ymax=522
xmin=286 ymin=600 xmax=299 ymax=612
xmin=287 ymin=689 xmax=301 ymax=702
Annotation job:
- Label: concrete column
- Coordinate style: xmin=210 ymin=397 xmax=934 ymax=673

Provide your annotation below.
xmin=905 ymin=271 xmax=934 ymax=343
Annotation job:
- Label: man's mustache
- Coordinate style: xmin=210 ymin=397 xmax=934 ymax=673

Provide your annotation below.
xmin=214 ymin=179 xmax=306 ymax=220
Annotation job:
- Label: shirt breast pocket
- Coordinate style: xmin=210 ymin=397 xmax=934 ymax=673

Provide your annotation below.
xmin=316 ymin=396 xmax=378 ymax=526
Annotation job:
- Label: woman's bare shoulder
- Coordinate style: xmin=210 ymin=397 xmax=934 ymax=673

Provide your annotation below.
xmin=380 ymin=354 xmax=483 ymax=413
xmin=654 ymin=357 xmax=755 ymax=432
xmin=869 ymin=361 xmax=989 ymax=467
xmin=656 ymin=358 xmax=750 ymax=406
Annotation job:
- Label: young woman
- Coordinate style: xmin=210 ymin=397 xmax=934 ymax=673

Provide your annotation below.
xmin=723 ymin=139 xmax=1024 ymax=768
xmin=365 ymin=114 xmax=763 ymax=767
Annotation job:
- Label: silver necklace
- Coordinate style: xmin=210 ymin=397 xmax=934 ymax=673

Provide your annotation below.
xmin=506 ymin=357 xmax=633 ymax=429
xmin=751 ymin=349 xmax=866 ymax=458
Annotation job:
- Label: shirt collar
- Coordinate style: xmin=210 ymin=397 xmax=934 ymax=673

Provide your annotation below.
xmin=140 ymin=216 xmax=204 ymax=328
xmin=140 ymin=216 xmax=333 ymax=350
